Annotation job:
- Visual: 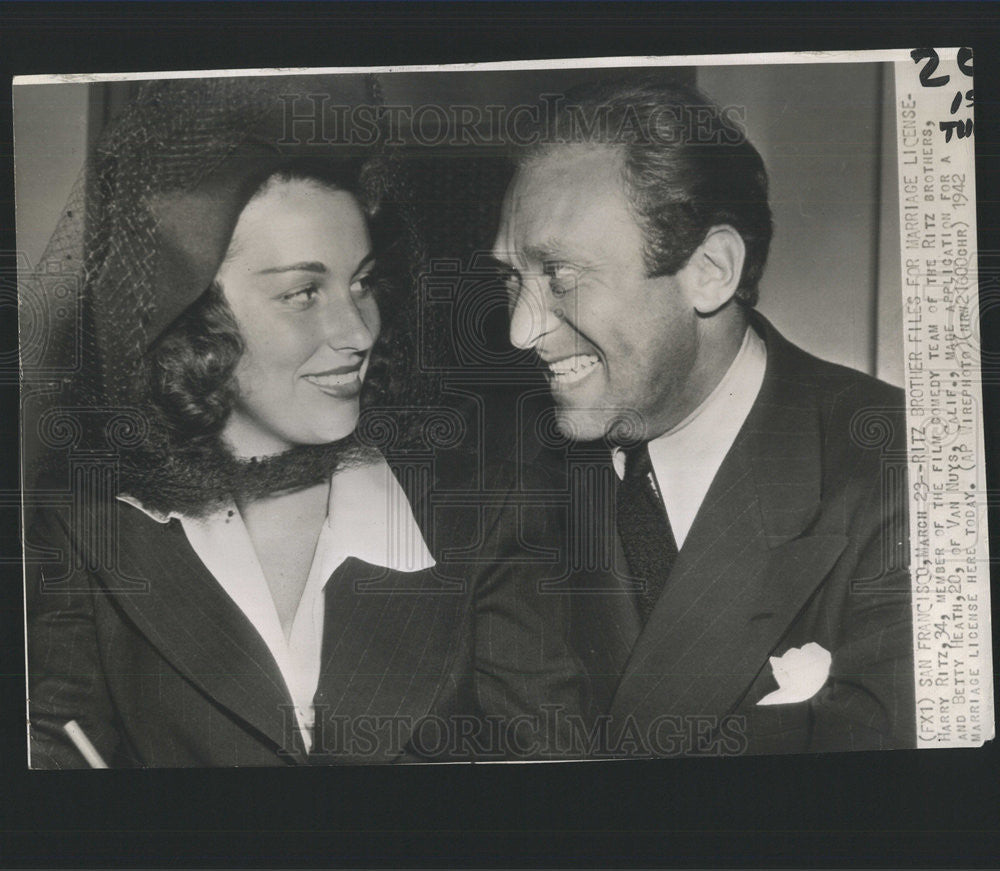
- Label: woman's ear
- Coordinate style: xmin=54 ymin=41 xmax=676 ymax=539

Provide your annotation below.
xmin=680 ymin=225 xmax=746 ymax=315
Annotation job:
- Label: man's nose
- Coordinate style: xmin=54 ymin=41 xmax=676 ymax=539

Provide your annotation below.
xmin=322 ymin=290 xmax=377 ymax=352
xmin=509 ymin=276 xmax=558 ymax=350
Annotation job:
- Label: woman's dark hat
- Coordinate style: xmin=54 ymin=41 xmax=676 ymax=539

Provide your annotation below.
xmin=143 ymin=142 xmax=284 ymax=351
xmin=20 ymin=73 xmax=433 ymax=512
xmin=30 ymin=75 xmax=374 ymax=411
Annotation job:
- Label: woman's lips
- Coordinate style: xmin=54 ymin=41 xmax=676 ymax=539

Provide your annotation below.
xmin=303 ymin=367 xmax=363 ymax=397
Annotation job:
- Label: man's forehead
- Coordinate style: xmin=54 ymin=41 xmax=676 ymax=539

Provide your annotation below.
xmin=518 ymin=144 xmax=623 ymax=196
xmin=494 ymin=146 xmax=628 ymax=262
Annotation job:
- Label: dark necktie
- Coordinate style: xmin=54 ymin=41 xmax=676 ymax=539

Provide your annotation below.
xmin=615 ymin=443 xmax=679 ymax=623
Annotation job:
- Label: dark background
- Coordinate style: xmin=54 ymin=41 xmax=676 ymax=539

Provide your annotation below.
xmin=13 ymin=61 xmax=899 ymax=483
xmin=2 ymin=2 xmax=999 ymax=867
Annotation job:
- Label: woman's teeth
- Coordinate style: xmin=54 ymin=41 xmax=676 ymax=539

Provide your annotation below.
xmin=304 ymin=372 xmax=359 ymax=388
xmin=547 ymin=354 xmax=600 ymax=385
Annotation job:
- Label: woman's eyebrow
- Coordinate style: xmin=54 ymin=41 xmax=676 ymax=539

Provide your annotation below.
xmin=352 ymin=252 xmax=375 ymax=277
xmin=255 ymin=261 xmax=327 ymax=276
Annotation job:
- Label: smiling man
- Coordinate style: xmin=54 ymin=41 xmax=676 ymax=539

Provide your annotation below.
xmin=491 ymin=76 xmax=916 ymax=756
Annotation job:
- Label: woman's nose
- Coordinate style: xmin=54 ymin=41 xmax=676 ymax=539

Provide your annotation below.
xmin=321 ymin=290 xmax=377 ymax=352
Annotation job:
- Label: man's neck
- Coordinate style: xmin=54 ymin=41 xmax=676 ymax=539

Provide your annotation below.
xmin=653 ymin=306 xmax=749 ymax=439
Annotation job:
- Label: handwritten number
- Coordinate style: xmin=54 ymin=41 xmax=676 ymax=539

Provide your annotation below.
xmin=957 ymin=47 xmax=973 ymax=77
xmin=949 ymin=89 xmax=975 ymax=114
xmin=913 ymin=48 xmax=974 ymax=141
xmin=911 ymin=48 xmax=950 ymax=87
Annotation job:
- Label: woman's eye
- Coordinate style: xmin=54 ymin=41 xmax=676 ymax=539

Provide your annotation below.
xmin=280 ymin=284 xmax=320 ymax=308
xmin=350 ymin=273 xmax=376 ymax=297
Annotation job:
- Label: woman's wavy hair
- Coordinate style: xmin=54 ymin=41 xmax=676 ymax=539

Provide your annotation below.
xmin=120 ymin=157 xmax=443 ymax=517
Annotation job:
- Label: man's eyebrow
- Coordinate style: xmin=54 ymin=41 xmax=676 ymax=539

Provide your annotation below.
xmin=256 ymin=261 xmax=327 ymax=276
xmin=483 ymin=253 xmax=520 ymax=276
xmin=524 ymin=239 xmax=581 ymax=263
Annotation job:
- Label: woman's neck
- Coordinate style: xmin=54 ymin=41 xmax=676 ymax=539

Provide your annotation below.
xmin=222 ymin=412 xmax=293 ymax=461
xmin=237 ymin=480 xmax=331 ymax=639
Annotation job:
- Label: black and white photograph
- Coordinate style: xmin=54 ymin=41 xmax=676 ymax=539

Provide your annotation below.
xmin=15 ymin=51 xmax=990 ymax=769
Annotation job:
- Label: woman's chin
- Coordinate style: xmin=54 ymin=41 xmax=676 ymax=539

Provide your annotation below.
xmin=304 ymin=416 xmax=360 ymax=446
xmin=222 ymin=425 xmax=359 ymax=461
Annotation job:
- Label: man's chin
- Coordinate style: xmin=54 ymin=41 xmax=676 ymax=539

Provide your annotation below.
xmin=553 ymin=405 xmax=647 ymax=444
xmin=554 ymin=409 xmax=602 ymax=443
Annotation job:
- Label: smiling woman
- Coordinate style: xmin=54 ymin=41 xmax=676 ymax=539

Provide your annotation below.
xmin=216 ymin=179 xmax=380 ymax=456
xmin=24 ymin=78 xmax=589 ymax=767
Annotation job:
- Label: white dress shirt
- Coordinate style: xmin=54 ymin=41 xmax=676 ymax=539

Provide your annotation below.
xmin=118 ymin=458 xmax=436 ymax=751
xmin=612 ymin=326 xmax=768 ymax=549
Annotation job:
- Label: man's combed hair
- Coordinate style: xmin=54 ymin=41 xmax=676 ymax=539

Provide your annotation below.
xmin=524 ymin=75 xmax=773 ymax=306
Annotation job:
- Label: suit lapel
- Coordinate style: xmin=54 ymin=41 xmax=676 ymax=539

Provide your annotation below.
xmin=97 ymin=443 xmax=476 ymax=766
xmin=567 ymin=487 xmax=644 ymax=715
xmin=308 ymin=450 xmax=474 ymax=763
xmin=311 ymin=557 xmax=469 ymax=763
xmin=107 ymin=506 xmax=306 ymax=762
xmin=610 ymin=319 xmax=848 ymax=724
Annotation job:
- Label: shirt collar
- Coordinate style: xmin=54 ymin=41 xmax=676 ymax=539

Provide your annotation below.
xmin=116 ymin=456 xmax=436 ymax=577
xmin=612 ymin=324 xmax=767 ymax=548
xmin=658 ymin=323 xmax=764 ymax=441
xmin=117 ymin=456 xmax=435 ymax=754
xmin=315 ymin=460 xmax=437 ymax=580
xmin=116 ymin=493 xmax=175 ymax=524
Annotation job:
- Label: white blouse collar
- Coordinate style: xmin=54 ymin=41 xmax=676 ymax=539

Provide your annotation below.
xmin=116 ymin=456 xmax=435 ymax=752
xmin=117 ymin=456 xmax=435 ymax=576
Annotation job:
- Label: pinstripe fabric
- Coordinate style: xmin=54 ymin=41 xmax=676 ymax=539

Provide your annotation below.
xmin=27 ymin=418 xmax=599 ymax=767
xmin=472 ymin=462 xmax=597 ymax=759
xmin=25 ymin=449 xmax=487 ymax=768
xmin=541 ymin=315 xmax=917 ymax=755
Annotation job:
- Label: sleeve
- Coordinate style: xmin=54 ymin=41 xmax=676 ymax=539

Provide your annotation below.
xmin=472 ymin=458 xmax=597 ymax=760
xmin=745 ymin=393 xmax=917 ymax=755
xmin=808 ymin=465 xmax=916 ymax=752
xmin=25 ymin=505 xmax=124 ymax=769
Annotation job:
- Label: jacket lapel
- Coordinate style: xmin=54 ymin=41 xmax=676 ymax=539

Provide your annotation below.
xmin=609 ymin=319 xmax=848 ymax=724
xmin=308 ymin=450 xmax=475 ymax=763
xmin=310 ymin=557 xmax=469 ymax=763
xmin=107 ymin=506 xmax=307 ymax=762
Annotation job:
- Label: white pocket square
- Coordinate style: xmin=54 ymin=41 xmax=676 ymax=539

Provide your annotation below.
xmin=757 ymin=642 xmax=832 ymax=706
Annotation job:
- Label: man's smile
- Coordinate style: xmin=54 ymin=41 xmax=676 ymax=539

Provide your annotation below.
xmin=543 ymin=353 xmax=602 ymax=388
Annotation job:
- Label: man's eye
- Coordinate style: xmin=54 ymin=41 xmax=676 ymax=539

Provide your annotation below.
xmin=498 ymin=268 xmax=522 ymax=302
xmin=544 ymin=262 xmax=577 ymax=295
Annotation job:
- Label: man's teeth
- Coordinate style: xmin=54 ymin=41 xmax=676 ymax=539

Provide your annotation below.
xmin=547 ymin=355 xmax=600 ymax=384
xmin=305 ymin=372 xmax=359 ymax=387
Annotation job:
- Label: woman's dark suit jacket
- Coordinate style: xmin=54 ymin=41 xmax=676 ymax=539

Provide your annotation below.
xmin=26 ymin=439 xmax=588 ymax=768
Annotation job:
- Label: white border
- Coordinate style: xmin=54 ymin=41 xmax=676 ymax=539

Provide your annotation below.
xmin=15 ymin=49 xmax=927 ymax=86
xmin=893 ymin=49 xmax=994 ymax=747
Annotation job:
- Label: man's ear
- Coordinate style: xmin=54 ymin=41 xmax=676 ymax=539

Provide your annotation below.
xmin=681 ymin=225 xmax=746 ymax=315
